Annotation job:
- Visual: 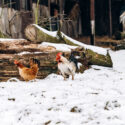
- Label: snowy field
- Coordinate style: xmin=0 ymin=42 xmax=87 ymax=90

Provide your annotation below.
xmin=0 ymin=50 xmax=125 ymax=125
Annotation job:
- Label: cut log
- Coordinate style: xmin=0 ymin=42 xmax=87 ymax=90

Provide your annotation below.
xmin=73 ymin=47 xmax=113 ymax=68
xmin=25 ymin=24 xmax=65 ymax=44
xmin=24 ymin=24 xmax=113 ymax=67
xmin=25 ymin=24 xmax=78 ymax=45
xmin=0 ymin=39 xmax=56 ymax=54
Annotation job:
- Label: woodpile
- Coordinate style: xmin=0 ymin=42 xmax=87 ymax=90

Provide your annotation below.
xmin=0 ymin=40 xmax=112 ymax=82
xmin=0 ymin=24 xmax=113 ymax=82
xmin=0 ymin=39 xmax=58 ymax=81
xmin=0 ymin=52 xmax=58 ymax=81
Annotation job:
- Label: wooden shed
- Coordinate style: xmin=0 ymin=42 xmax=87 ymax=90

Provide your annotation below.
xmin=0 ymin=0 xmax=125 ymax=43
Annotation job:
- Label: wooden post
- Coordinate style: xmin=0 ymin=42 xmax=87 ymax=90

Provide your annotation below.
xmin=59 ymin=0 xmax=63 ymax=14
xmin=90 ymin=0 xmax=95 ymax=45
xmin=109 ymin=0 xmax=112 ymax=37
xmin=48 ymin=0 xmax=51 ymax=15
xmin=48 ymin=0 xmax=52 ymax=31
xmin=19 ymin=0 xmax=22 ymax=10
xmin=30 ymin=0 xmax=33 ymax=11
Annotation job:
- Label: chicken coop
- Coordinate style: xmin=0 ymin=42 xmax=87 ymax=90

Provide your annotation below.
xmin=0 ymin=0 xmax=125 ymax=42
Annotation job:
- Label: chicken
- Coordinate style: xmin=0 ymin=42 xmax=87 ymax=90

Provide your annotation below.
xmin=56 ymin=52 xmax=78 ymax=80
xmin=14 ymin=58 xmax=40 ymax=81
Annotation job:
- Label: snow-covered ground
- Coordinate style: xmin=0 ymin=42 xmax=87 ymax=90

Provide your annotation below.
xmin=0 ymin=50 xmax=125 ymax=125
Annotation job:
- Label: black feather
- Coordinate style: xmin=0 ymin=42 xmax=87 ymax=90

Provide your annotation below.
xmin=32 ymin=58 xmax=40 ymax=67
xmin=69 ymin=52 xmax=78 ymax=69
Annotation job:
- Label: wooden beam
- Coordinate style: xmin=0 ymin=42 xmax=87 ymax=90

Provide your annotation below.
xmin=90 ymin=0 xmax=95 ymax=45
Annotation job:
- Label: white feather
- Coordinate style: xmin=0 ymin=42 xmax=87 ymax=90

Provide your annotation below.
xmin=58 ymin=56 xmax=76 ymax=79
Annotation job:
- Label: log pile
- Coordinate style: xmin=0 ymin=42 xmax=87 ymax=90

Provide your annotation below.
xmin=0 ymin=24 xmax=113 ymax=82
xmin=0 ymin=42 xmax=112 ymax=81
xmin=0 ymin=52 xmax=58 ymax=81
xmin=0 ymin=39 xmax=58 ymax=81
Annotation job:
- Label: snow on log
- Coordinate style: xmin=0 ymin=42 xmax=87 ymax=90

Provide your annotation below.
xmin=25 ymin=24 xmax=107 ymax=55
xmin=25 ymin=24 xmax=112 ymax=67
xmin=25 ymin=24 xmax=65 ymax=44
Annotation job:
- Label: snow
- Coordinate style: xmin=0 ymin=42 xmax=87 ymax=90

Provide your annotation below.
xmin=17 ymin=51 xmax=43 ymax=55
xmin=33 ymin=24 xmax=107 ymax=55
xmin=33 ymin=24 xmax=57 ymax=37
xmin=0 ymin=50 xmax=125 ymax=125
xmin=61 ymin=33 xmax=107 ymax=55
xmin=41 ymin=42 xmax=77 ymax=52
xmin=0 ymin=38 xmax=25 ymax=42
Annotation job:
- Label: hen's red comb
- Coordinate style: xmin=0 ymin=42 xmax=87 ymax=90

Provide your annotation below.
xmin=56 ymin=52 xmax=62 ymax=57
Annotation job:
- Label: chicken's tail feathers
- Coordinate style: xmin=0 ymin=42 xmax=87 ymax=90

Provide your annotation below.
xmin=69 ymin=52 xmax=78 ymax=69
xmin=30 ymin=58 xmax=40 ymax=67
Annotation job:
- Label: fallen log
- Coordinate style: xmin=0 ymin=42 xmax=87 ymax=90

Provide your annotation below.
xmin=73 ymin=47 xmax=112 ymax=67
xmin=25 ymin=24 xmax=65 ymax=44
xmin=25 ymin=24 xmax=113 ymax=67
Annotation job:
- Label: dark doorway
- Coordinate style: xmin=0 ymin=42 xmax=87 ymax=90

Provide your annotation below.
xmin=95 ymin=0 xmax=109 ymax=35
xmin=95 ymin=0 xmax=124 ymax=36
xmin=79 ymin=0 xmax=91 ymax=36
xmin=112 ymin=0 xmax=125 ymax=34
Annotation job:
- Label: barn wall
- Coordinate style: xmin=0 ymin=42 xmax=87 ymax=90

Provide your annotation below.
xmin=0 ymin=7 xmax=33 ymax=38
xmin=32 ymin=2 xmax=81 ymax=38
xmin=0 ymin=1 xmax=82 ymax=39
xmin=0 ymin=7 xmax=22 ymax=38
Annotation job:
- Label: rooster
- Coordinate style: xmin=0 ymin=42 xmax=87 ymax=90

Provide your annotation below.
xmin=14 ymin=58 xmax=40 ymax=81
xmin=56 ymin=52 xmax=78 ymax=80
